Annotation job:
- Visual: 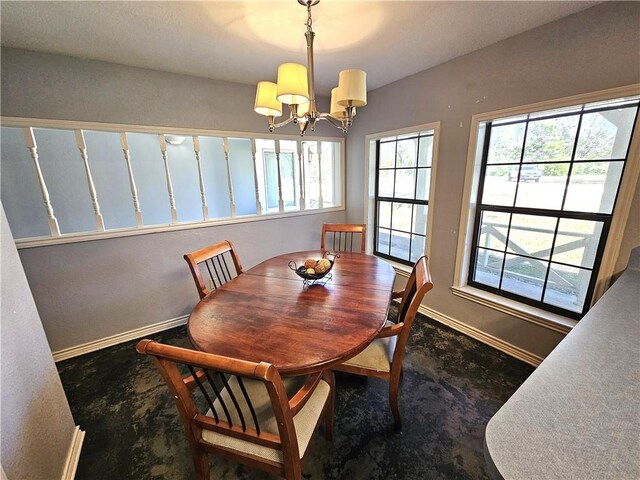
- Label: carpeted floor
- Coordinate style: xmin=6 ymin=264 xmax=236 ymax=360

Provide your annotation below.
xmin=57 ymin=309 xmax=533 ymax=480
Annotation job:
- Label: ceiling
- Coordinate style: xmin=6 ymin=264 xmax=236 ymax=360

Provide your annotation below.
xmin=1 ymin=1 xmax=599 ymax=95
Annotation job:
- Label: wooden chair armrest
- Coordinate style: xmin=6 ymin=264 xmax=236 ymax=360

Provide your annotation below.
xmin=391 ymin=290 xmax=404 ymax=299
xmin=288 ymin=372 xmax=323 ymax=416
xmin=377 ymin=323 xmax=404 ymax=338
xmin=183 ymin=369 xmax=206 ymax=390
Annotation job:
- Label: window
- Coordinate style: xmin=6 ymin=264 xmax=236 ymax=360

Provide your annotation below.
xmin=468 ymin=95 xmax=639 ymax=319
xmin=373 ymin=130 xmax=435 ymax=265
xmin=0 ymin=119 xmax=344 ymax=244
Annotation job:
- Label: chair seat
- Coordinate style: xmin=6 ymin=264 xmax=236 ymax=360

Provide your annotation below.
xmin=341 ymin=320 xmax=397 ymax=373
xmin=201 ymin=376 xmax=330 ymax=463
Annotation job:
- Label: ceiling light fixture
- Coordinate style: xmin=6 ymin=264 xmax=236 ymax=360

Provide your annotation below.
xmin=254 ymin=0 xmax=367 ymax=136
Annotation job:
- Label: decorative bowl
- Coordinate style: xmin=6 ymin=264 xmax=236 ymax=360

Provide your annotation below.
xmin=288 ymin=252 xmax=339 ymax=283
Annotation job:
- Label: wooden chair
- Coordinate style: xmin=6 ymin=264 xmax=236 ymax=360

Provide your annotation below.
xmin=184 ymin=240 xmax=244 ymax=299
xmin=136 ymin=339 xmax=335 ymax=480
xmin=320 ymin=223 xmax=367 ymax=253
xmin=332 ymin=255 xmax=433 ymax=428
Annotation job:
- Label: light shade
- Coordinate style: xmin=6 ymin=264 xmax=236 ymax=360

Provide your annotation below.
xmin=255 ymin=81 xmax=282 ymax=117
xmin=330 ymin=87 xmax=348 ymax=120
xmin=336 ymin=69 xmax=367 ymax=107
xmin=276 ymin=63 xmax=309 ymax=105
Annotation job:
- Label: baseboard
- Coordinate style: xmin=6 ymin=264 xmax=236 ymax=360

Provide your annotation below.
xmin=52 ymin=314 xmax=189 ymax=362
xmin=418 ymin=305 xmax=543 ymax=367
xmin=61 ymin=426 xmax=85 ymax=480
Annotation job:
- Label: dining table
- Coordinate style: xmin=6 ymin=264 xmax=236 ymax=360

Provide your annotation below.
xmin=187 ymin=250 xmax=396 ymax=376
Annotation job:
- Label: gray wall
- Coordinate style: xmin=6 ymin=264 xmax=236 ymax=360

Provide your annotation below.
xmin=1 ymin=48 xmax=345 ymax=353
xmin=0 ymin=205 xmax=77 ymax=478
xmin=346 ymin=2 xmax=640 ymax=358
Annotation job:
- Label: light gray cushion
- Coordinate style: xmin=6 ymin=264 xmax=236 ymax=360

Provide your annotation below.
xmin=201 ymin=375 xmax=330 ymax=463
xmin=341 ymin=320 xmax=397 ymax=373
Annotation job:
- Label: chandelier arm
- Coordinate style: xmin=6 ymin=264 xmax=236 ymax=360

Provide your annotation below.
xmin=272 ymin=117 xmax=296 ymax=129
xmin=317 ymin=113 xmax=348 ymax=133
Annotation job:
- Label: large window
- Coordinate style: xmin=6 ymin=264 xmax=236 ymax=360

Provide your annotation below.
xmin=373 ymin=130 xmax=434 ymax=265
xmin=0 ymin=119 xmax=344 ymax=245
xmin=469 ymin=95 xmax=639 ymax=319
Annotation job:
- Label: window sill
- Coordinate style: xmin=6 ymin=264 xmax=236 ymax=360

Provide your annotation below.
xmin=15 ymin=206 xmax=345 ymax=249
xmin=451 ymin=285 xmax=576 ymax=334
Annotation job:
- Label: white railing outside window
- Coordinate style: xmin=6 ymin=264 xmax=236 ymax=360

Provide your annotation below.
xmin=0 ymin=118 xmax=344 ymax=247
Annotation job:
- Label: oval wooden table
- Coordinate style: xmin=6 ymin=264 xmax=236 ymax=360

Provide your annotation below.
xmin=188 ymin=250 xmax=396 ymax=376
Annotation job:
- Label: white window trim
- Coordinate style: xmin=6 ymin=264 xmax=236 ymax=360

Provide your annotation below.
xmin=1 ymin=116 xmax=346 ymax=248
xmin=363 ymin=122 xmax=441 ymax=262
xmin=453 ymin=84 xmax=640 ymax=332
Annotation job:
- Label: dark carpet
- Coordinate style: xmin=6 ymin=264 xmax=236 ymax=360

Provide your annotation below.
xmin=57 ymin=309 xmax=533 ymax=480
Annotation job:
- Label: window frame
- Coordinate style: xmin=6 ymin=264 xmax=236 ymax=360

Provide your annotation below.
xmin=1 ymin=116 xmax=346 ymax=249
xmin=453 ymin=85 xmax=640 ymax=330
xmin=364 ymin=122 xmax=440 ymax=271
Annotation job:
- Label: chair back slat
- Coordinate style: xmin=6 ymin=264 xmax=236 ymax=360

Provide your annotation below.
xmin=184 ymin=240 xmax=244 ymax=299
xmin=187 ymin=365 xmax=221 ymax=423
xmin=236 ymin=376 xmax=261 ymax=436
xmin=321 ymin=223 xmax=367 ymax=253
xmin=216 ymin=371 xmax=247 ymax=432
xmin=395 ymin=255 xmax=433 ymax=333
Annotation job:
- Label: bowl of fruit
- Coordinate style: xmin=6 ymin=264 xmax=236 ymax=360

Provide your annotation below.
xmin=288 ymin=252 xmax=339 ymax=285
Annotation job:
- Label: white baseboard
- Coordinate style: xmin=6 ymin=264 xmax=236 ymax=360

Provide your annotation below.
xmin=52 ymin=314 xmax=189 ymax=362
xmin=418 ymin=305 xmax=544 ymax=367
xmin=61 ymin=426 xmax=85 ymax=480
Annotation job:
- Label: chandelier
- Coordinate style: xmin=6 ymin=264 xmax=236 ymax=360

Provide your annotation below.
xmin=253 ymin=0 xmax=367 ymax=136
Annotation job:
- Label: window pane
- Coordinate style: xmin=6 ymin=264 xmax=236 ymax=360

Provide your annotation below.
xmin=378 ymin=201 xmax=392 ymax=229
xmin=487 ymin=123 xmax=525 ymax=164
xmin=378 ymin=170 xmax=394 ymax=197
xmin=418 ymin=135 xmax=433 ymax=166
xmin=396 ymin=139 xmax=417 ymax=167
xmin=1 ymin=127 xmax=51 ymax=238
xmin=529 ymin=105 xmax=582 ymax=119
xmin=84 ymin=130 xmax=138 ymax=229
xmin=515 ymin=164 xmax=568 ymax=210
xmin=34 ymin=128 xmax=96 ymax=234
xmin=228 ymin=138 xmax=257 ymax=216
xmin=200 ymin=136 xmax=231 ymax=219
xmin=479 ymin=211 xmax=509 ymax=252
xmin=563 ymin=161 xmax=624 ymax=214
xmin=379 ymin=142 xmax=395 ymax=168
xmin=412 ymin=204 xmax=428 ymax=234
xmin=394 ymin=169 xmax=415 ymax=199
xmin=410 ymin=235 xmax=426 ymax=262
xmin=390 ymin=230 xmax=410 ymax=261
xmin=482 ymin=166 xmax=515 ymax=206
xmin=473 ymin=248 xmax=504 ymax=288
xmin=523 ymin=116 xmax=579 ymax=163
xmin=165 ymin=135 xmax=202 ymax=223
xmin=543 ymin=264 xmax=591 ymax=313
xmin=575 ymin=107 xmax=637 ymax=160
xmin=377 ymin=227 xmax=390 ymax=255
xmin=552 ymin=219 xmax=603 ymax=269
xmin=391 ymin=202 xmax=412 ymax=232
xmin=416 ymin=168 xmax=431 ymax=201
xmin=320 ymin=141 xmax=334 ymax=207
xmin=501 ymin=254 xmax=547 ymax=301
xmin=507 ymin=214 xmax=557 ymax=260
